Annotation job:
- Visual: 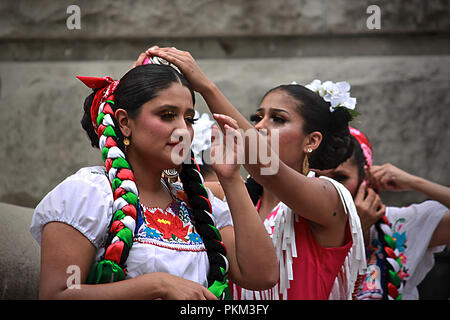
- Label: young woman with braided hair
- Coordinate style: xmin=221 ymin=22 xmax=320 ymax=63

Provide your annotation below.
xmin=30 ymin=61 xmax=278 ymax=299
xmin=140 ymin=47 xmax=367 ymax=300
xmin=317 ymin=127 xmax=450 ymax=299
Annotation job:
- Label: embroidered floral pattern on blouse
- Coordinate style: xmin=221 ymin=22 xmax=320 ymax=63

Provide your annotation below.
xmin=134 ymin=186 xmax=206 ymax=252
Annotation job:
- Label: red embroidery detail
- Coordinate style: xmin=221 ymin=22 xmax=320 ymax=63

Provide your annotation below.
xmin=144 ymin=208 xmax=190 ymax=241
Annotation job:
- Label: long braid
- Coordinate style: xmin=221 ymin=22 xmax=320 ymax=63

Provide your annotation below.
xmin=86 ymin=90 xmax=139 ymax=283
xmin=179 ymin=155 xmax=231 ymax=300
xmin=373 ymin=215 xmax=409 ymax=300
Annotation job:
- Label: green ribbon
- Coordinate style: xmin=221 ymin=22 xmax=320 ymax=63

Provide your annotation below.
xmin=208 ymin=267 xmax=231 ymax=300
xmin=87 ymin=260 xmax=126 ymax=284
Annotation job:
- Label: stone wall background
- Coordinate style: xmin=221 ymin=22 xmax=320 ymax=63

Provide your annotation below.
xmin=0 ymin=0 xmax=448 ymax=299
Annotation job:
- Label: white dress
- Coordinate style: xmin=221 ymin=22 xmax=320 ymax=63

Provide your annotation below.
xmin=30 ymin=166 xmax=233 ymax=287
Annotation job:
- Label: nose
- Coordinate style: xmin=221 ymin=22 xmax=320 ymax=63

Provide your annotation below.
xmin=174 ymin=116 xmax=193 ymax=142
xmin=254 ymin=116 xmax=270 ymax=133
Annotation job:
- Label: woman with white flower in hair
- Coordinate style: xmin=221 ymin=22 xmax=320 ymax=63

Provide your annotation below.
xmin=136 ymin=47 xmax=367 ymax=300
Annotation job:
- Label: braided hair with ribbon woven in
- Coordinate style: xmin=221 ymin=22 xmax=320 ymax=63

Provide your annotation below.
xmin=373 ymin=216 xmax=409 ymax=300
xmin=179 ymin=154 xmax=231 ymax=299
xmin=349 ymin=128 xmax=409 ymax=300
xmin=77 ymin=76 xmax=138 ymax=283
xmin=78 ymin=63 xmax=231 ymax=299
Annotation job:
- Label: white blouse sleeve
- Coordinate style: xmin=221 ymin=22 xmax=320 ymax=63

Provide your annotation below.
xmin=386 ymin=200 xmax=448 ymax=299
xmin=207 ymin=188 xmax=234 ymax=230
xmin=30 ymin=167 xmax=113 ymax=249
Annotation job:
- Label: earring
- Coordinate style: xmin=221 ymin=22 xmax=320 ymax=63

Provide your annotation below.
xmin=163 ymin=168 xmax=179 ymax=183
xmin=123 ymin=137 xmax=130 ymax=146
xmin=302 ymin=147 xmax=312 ymax=175
xmin=302 ymin=156 xmax=310 ymax=175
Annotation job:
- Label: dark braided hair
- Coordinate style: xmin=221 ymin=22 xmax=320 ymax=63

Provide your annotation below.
xmin=350 ymin=134 xmax=408 ymax=300
xmin=180 ymin=156 xmax=230 ymax=298
xmin=80 ymin=64 xmax=230 ymax=299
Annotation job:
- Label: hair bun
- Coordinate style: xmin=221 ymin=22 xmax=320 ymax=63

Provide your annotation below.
xmin=310 ymin=109 xmax=354 ymax=170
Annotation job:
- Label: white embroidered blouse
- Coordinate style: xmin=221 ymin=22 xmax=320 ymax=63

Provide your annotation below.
xmin=30 ymin=166 xmax=233 ymax=287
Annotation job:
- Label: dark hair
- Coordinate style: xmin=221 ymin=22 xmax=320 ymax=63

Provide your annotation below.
xmin=81 ymin=64 xmax=195 ymax=148
xmin=81 ymin=64 xmax=230 ymax=299
xmin=350 ymin=136 xmax=366 ymax=184
xmin=263 ymin=84 xmax=354 ymax=171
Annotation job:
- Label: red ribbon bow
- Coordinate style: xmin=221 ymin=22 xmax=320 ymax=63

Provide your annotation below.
xmin=76 ymin=76 xmax=119 ymax=132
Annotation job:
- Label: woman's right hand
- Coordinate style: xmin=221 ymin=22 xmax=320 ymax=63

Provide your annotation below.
xmin=153 ymin=273 xmax=218 ymax=300
xmin=354 ymin=181 xmax=386 ymax=232
xmin=141 ymin=46 xmax=215 ymax=94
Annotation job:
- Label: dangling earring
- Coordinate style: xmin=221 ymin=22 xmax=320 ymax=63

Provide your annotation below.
xmin=302 ymin=147 xmax=313 ymax=175
xmin=302 ymin=156 xmax=309 ymax=175
xmin=123 ymin=137 xmax=130 ymax=146
xmin=163 ymin=168 xmax=179 ymax=183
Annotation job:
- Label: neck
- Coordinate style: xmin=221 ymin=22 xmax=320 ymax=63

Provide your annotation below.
xmin=259 ymin=187 xmax=280 ymax=220
xmin=127 ymin=151 xmax=165 ymax=195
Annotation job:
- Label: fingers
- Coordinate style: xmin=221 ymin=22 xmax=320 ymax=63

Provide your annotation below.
xmin=213 ymin=113 xmax=239 ymax=132
xmin=355 ymin=181 xmax=367 ymax=202
xmin=365 ymin=187 xmax=377 ymax=206
xmin=132 ymin=52 xmax=149 ymax=68
xmin=147 ymin=46 xmax=190 ymax=66
xmin=203 ymin=287 xmax=219 ymax=300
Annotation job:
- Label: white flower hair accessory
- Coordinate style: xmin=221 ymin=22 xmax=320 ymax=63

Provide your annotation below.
xmin=191 ymin=111 xmax=215 ymax=165
xmin=304 ymin=79 xmax=357 ymax=115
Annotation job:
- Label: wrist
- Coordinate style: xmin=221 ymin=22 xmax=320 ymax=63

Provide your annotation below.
xmin=217 ymin=173 xmax=242 ymax=187
xmin=140 ymin=272 xmax=167 ymax=299
xmin=199 ymin=80 xmax=219 ymax=96
xmin=408 ymin=174 xmax=425 ymax=191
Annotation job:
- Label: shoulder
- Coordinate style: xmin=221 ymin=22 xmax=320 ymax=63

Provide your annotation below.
xmin=204 ymin=181 xmax=225 ymax=201
xmin=30 ymin=166 xmax=113 ymax=248
xmin=386 ymin=200 xmax=448 ymax=224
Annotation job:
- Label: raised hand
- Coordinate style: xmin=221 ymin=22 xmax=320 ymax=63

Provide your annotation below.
xmin=209 ymin=114 xmax=243 ymax=181
xmin=138 ymin=46 xmax=214 ymax=94
xmin=369 ymin=163 xmax=416 ymax=192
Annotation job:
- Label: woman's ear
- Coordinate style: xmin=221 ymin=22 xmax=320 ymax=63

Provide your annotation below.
xmin=115 ymin=108 xmax=132 ymax=138
xmin=304 ymin=131 xmax=322 ymax=153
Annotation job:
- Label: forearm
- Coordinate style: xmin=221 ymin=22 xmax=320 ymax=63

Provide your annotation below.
xmin=45 ymin=273 xmax=165 ymax=300
xmin=410 ymin=176 xmax=450 ymax=208
xmin=201 ymin=82 xmax=253 ymax=131
xmin=203 ymin=84 xmax=282 ymax=183
xmin=219 ymin=175 xmax=278 ymax=289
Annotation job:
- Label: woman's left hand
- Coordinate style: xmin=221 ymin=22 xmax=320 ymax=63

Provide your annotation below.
xmin=210 ymin=114 xmax=243 ymax=181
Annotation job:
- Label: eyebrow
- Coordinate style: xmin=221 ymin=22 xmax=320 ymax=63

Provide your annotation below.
xmin=156 ymin=104 xmax=195 ymax=115
xmin=256 ymin=107 xmax=290 ymax=114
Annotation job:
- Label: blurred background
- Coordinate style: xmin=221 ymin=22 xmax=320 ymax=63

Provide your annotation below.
xmin=0 ymin=0 xmax=448 ymax=299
